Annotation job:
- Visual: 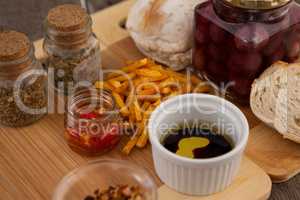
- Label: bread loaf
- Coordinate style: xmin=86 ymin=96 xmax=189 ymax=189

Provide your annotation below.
xmin=250 ymin=61 xmax=300 ymax=143
xmin=126 ymin=0 xmax=205 ymax=71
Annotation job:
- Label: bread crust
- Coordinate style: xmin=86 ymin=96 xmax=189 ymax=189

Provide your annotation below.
xmin=250 ymin=61 xmax=300 ymax=144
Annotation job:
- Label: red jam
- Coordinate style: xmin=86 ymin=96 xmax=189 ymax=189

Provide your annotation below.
xmin=65 ymin=89 xmax=121 ymax=155
xmin=193 ymin=0 xmax=300 ymax=103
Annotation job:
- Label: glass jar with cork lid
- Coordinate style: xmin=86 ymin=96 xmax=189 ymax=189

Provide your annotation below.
xmin=193 ymin=0 xmax=300 ymax=103
xmin=43 ymin=4 xmax=101 ymax=95
xmin=0 ymin=30 xmax=47 ymax=127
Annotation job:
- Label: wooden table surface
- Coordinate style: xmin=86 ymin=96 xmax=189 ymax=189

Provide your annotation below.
xmin=0 ymin=0 xmax=300 ymax=199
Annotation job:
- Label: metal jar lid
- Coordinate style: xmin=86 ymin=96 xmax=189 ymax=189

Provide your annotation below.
xmin=224 ymin=0 xmax=292 ymax=9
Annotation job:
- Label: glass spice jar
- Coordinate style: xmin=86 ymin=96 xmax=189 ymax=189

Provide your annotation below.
xmin=65 ymin=88 xmax=121 ymax=155
xmin=193 ymin=0 xmax=300 ymax=103
xmin=0 ymin=30 xmax=47 ymax=127
xmin=43 ymin=4 xmax=101 ymax=95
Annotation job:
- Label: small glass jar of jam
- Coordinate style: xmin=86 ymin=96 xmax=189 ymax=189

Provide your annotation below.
xmin=65 ymin=88 xmax=121 ymax=155
xmin=43 ymin=4 xmax=101 ymax=95
xmin=193 ymin=0 xmax=300 ymax=103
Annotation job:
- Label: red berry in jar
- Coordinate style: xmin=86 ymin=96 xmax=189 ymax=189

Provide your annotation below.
xmin=195 ymin=3 xmax=211 ymax=26
xmin=209 ymin=23 xmax=227 ymax=43
xmin=289 ymin=4 xmax=300 ymax=26
xmin=263 ymin=33 xmax=284 ymax=56
xmin=193 ymin=0 xmax=300 ymax=103
xmin=195 ymin=23 xmax=210 ymax=44
xmin=287 ymin=42 xmax=300 ymax=62
xmin=228 ymin=51 xmax=262 ymax=78
xmin=207 ymin=43 xmax=226 ymax=62
xmin=206 ymin=61 xmax=228 ymax=83
xmin=192 ymin=47 xmax=205 ymax=70
xmin=268 ymin=47 xmax=285 ymax=65
xmin=234 ymin=24 xmax=269 ymax=51
xmin=229 ymin=77 xmax=253 ymax=97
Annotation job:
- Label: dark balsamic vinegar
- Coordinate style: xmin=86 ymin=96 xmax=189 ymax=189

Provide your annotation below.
xmin=162 ymin=127 xmax=233 ymax=159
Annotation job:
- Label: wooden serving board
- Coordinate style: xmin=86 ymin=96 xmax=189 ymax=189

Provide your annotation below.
xmin=83 ymin=0 xmax=300 ymax=183
xmin=1 ymin=34 xmax=272 ymax=200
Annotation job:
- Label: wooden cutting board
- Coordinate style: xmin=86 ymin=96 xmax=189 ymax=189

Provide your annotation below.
xmin=1 ymin=37 xmax=272 ymax=200
xmin=86 ymin=0 xmax=300 ymax=183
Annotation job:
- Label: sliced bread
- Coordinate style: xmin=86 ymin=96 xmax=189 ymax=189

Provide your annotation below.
xmin=250 ymin=61 xmax=300 ymax=144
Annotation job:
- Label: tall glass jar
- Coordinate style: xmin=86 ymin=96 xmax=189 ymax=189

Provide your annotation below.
xmin=65 ymin=88 xmax=121 ymax=156
xmin=43 ymin=4 xmax=101 ymax=95
xmin=0 ymin=30 xmax=47 ymax=127
xmin=193 ymin=0 xmax=300 ymax=103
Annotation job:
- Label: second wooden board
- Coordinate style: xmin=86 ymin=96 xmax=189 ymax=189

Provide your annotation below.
xmin=246 ymin=124 xmax=300 ymax=183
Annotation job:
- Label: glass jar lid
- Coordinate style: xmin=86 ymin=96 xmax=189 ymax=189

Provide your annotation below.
xmin=224 ymin=0 xmax=291 ymax=9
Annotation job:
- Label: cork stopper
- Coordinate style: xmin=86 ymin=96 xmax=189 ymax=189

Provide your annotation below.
xmin=0 ymin=30 xmax=30 ymax=62
xmin=47 ymin=4 xmax=88 ymax=32
xmin=224 ymin=0 xmax=291 ymax=9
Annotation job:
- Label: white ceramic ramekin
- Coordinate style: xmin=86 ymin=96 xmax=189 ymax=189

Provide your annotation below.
xmin=148 ymin=94 xmax=249 ymax=196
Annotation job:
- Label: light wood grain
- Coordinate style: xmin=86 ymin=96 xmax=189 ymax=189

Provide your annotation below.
xmin=246 ymin=125 xmax=300 ymax=183
xmin=158 ymin=157 xmax=271 ymax=200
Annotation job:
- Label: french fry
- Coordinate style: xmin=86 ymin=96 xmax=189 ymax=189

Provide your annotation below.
xmin=94 ymin=81 xmax=114 ymax=91
xmin=108 ymin=58 xmax=148 ymax=78
xmin=136 ymin=106 xmax=155 ymax=148
xmin=134 ymin=99 xmax=142 ymax=122
xmin=112 ymin=81 xmax=129 ymax=93
xmin=136 ymin=128 xmax=148 ymax=148
xmin=191 ymin=75 xmax=202 ymax=85
xmin=107 ymin=72 xmax=136 ymax=82
xmin=112 ymin=92 xmax=129 ymax=117
xmin=193 ymin=84 xmax=212 ymax=93
xmin=161 ymin=87 xmax=172 ymax=94
xmin=121 ymin=58 xmax=148 ymax=73
xmin=96 ymin=58 xmax=209 ymax=154
xmin=144 ymin=74 xmax=169 ymax=82
xmin=126 ymin=90 xmax=136 ymax=122
xmin=108 ymin=80 xmax=122 ymax=88
xmin=122 ymin=136 xmax=138 ymax=155
xmin=122 ymin=123 xmax=144 ymax=155
xmin=136 ymin=69 xmax=163 ymax=78
xmin=152 ymin=99 xmax=161 ymax=107
xmin=141 ymin=101 xmax=151 ymax=112
xmin=137 ymin=94 xmax=161 ymax=102
xmin=148 ymin=65 xmax=164 ymax=71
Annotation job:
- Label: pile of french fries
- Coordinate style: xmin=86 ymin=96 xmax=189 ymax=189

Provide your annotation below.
xmin=94 ymin=58 xmax=212 ymax=155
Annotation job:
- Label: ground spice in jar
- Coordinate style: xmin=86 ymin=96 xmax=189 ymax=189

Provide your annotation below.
xmin=0 ymin=30 xmax=47 ymax=127
xmin=44 ymin=4 xmax=101 ymax=95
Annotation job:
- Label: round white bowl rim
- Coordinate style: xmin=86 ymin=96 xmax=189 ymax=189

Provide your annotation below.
xmin=148 ymin=93 xmax=249 ymax=165
xmin=52 ymin=159 xmax=157 ymax=200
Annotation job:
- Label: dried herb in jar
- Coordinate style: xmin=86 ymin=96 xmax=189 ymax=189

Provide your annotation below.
xmin=0 ymin=30 xmax=47 ymax=127
xmin=45 ymin=45 xmax=100 ymax=93
xmin=0 ymin=77 xmax=47 ymax=127
xmin=44 ymin=4 xmax=101 ymax=95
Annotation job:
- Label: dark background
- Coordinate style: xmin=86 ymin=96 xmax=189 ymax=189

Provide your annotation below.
xmin=0 ymin=0 xmax=299 ymax=200
xmin=0 ymin=0 xmax=122 ymax=40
